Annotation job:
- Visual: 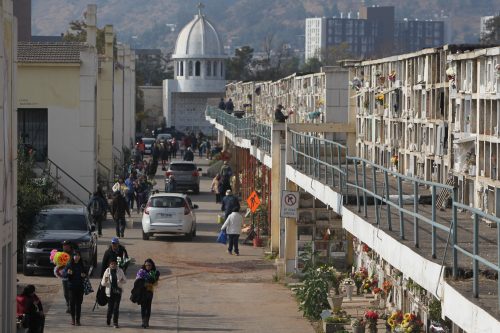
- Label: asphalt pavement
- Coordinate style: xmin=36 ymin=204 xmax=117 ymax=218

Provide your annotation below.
xmin=36 ymin=156 xmax=316 ymax=332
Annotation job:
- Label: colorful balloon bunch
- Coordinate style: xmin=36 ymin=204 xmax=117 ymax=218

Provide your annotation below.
xmin=50 ymin=249 xmax=70 ymax=278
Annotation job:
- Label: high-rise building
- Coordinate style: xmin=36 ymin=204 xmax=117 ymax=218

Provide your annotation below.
xmin=305 ymin=5 xmax=445 ymax=61
xmin=13 ymin=0 xmax=30 ymax=41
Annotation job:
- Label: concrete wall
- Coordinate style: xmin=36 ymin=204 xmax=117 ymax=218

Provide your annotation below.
xmin=139 ymin=85 xmax=163 ymax=132
xmin=17 ymin=58 xmax=98 ymax=201
xmin=113 ymin=46 xmax=125 ymax=155
xmin=97 ymin=25 xmax=115 ymax=181
xmin=0 ymin=1 xmax=17 ymax=331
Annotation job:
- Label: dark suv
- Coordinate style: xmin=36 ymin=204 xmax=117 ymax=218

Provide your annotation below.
xmin=165 ymin=161 xmax=202 ymax=194
xmin=23 ymin=205 xmax=98 ymax=276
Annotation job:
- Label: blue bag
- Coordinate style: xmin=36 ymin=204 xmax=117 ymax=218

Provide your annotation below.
xmin=216 ymin=230 xmax=227 ymax=244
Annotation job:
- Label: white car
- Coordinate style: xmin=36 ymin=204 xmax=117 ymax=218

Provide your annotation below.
xmin=142 ymin=137 xmax=156 ymax=155
xmin=141 ymin=193 xmax=198 ymax=240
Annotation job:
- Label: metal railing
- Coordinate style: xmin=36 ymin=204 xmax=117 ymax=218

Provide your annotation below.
xmin=208 ymin=106 xmax=500 ymax=309
xmin=44 ymin=158 xmax=92 ymax=205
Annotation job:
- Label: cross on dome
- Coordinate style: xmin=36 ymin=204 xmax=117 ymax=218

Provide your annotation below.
xmin=197 ymin=2 xmax=205 ymax=16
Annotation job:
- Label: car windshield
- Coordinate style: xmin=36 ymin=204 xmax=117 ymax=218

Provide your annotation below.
xmin=35 ymin=213 xmax=88 ymax=231
xmin=143 ymin=138 xmax=155 ymax=144
xmin=150 ymin=197 xmax=185 ymax=208
xmin=170 ymin=163 xmax=196 ymax=171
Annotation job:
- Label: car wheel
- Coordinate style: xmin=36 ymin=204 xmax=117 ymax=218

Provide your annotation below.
xmin=142 ymin=230 xmax=150 ymax=240
xmin=23 ymin=257 xmax=34 ymax=276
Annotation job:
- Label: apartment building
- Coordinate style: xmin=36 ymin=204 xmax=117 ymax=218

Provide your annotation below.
xmin=305 ymin=6 xmax=444 ymax=61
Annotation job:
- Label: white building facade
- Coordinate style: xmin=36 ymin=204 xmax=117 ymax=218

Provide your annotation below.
xmin=163 ymin=5 xmax=227 ymax=135
xmin=0 ymin=0 xmax=17 ymax=332
xmin=305 ymin=18 xmax=326 ymax=62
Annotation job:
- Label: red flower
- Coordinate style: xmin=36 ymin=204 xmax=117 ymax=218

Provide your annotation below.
xmin=364 ymin=310 xmax=379 ymax=321
xmin=362 ymin=244 xmax=370 ymax=252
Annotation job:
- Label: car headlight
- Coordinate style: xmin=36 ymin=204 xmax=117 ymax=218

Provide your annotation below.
xmin=26 ymin=241 xmax=39 ymax=248
xmin=78 ymin=241 xmax=91 ymax=249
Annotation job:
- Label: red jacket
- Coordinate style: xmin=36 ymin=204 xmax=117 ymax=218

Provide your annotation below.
xmin=17 ymin=294 xmax=43 ymax=316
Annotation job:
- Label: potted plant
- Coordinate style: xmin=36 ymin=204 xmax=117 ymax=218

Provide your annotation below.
xmin=351 ymin=318 xmax=367 ymax=333
xmin=364 ymin=310 xmax=379 ymax=333
xmin=323 ymin=310 xmax=351 ymax=333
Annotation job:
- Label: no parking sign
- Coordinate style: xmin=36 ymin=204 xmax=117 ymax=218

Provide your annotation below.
xmin=280 ymin=191 xmax=299 ymax=218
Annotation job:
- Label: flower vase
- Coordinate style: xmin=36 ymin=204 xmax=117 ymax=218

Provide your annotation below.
xmin=345 ymin=284 xmax=354 ymax=301
xmin=352 ymin=326 xmax=366 ymax=333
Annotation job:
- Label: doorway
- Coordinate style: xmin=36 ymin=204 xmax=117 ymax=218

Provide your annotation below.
xmin=17 ymin=108 xmax=48 ymax=161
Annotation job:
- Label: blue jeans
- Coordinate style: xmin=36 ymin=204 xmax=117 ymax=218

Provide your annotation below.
xmin=115 ymin=218 xmax=126 ymax=237
xmin=228 ymin=234 xmax=240 ymax=254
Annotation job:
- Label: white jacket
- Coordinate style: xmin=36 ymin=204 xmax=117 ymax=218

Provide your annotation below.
xmin=221 ymin=212 xmax=243 ymax=235
xmin=101 ymin=267 xmax=126 ymax=297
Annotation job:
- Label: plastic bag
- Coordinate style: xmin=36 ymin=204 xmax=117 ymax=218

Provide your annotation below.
xmin=216 ymin=230 xmax=227 ymax=244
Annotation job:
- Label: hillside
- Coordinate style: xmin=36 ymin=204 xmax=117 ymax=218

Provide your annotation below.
xmin=32 ymin=0 xmax=497 ymax=53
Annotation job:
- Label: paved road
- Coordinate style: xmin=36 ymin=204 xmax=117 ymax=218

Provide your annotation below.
xmin=21 ymin=157 xmax=315 ymax=332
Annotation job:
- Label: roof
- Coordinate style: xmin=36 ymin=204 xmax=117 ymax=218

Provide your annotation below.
xmin=18 ymin=42 xmax=85 ymax=64
xmin=172 ymin=8 xmax=226 ymax=60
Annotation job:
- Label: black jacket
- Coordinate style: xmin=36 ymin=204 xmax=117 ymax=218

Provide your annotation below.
xmin=130 ymin=279 xmax=146 ymax=305
xmin=183 ymin=150 xmax=194 ymax=161
xmin=274 ymin=109 xmax=288 ymax=122
xmin=221 ymin=195 xmax=240 ymax=217
xmin=100 ymin=245 xmax=129 ymax=276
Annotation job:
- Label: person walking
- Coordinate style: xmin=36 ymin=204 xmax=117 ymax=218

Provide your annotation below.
xmin=211 ymin=174 xmax=221 ymax=203
xmin=61 ymin=240 xmax=75 ymax=314
xmin=221 ymin=190 xmax=240 ymax=220
xmin=87 ymin=191 xmax=107 ymax=237
xmin=124 ymin=174 xmax=136 ymax=210
xmin=225 ymin=98 xmax=234 ymax=114
xmin=16 ymin=285 xmax=45 ymax=333
xmin=110 ymin=190 xmax=131 ymax=238
xmin=64 ymin=251 xmax=87 ymax=326
xmin=183 ymin=147 xmax=194 ymax=161
xmin=101 ymin=237 xmax=130 ymax=277
xmin=218 ymin=98 xmax=226 ymax=110
xmin=101 ymin=258 xmax=126 ymax=328
xmin=221 ymin=207 xmax=243 ymax=256
xmin=132 ymin=259 xmax=160 ymax=329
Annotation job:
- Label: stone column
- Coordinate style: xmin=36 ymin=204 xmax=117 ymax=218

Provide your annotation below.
xmin=270 ymin=123 xmax=286 ymax=254
xmin=85 ymin=4 xmax=97 ymax=48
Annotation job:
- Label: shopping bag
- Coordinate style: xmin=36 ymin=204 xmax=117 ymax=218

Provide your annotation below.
xmin=83 ymin=276 xmax=94 ymax=295
xmin=217 ymin=214 xmax=224 ymax=224
xmin=216 ymin=230 xmax=227 ymax=244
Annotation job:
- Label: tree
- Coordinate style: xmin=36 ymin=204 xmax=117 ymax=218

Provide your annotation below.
xmin=320 ymin=43 xmax=353 ymax=66
xmin=481 ymin=15 xmax=500 ymax=44
xmin=226 ymin=46 xmax=254 ymax=81
xmin=301 ymin=57 xmax=322 ymax=73
xmin=17 ymin=149 xmax=59 ymax=260
xmin=62 ymin=20 xmax=106 ymax=54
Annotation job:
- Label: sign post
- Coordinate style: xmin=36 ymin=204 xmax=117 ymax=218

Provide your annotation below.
xmin=246 ymin=191 xmax=262 ymax=245
xmin=280 ymin=191 xmax=299 ymax=218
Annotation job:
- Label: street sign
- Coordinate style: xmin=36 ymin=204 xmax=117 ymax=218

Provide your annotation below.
xmin=280 ymin=191 xmax=299 ymax=218
xmin=247 ymin=191 xmax=261 ymax=213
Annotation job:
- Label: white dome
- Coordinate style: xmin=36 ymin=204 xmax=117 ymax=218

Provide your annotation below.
xmin=172 ymin=8 xmax=226 ymax=59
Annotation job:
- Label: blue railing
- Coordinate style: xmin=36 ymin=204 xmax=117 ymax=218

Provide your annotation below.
xmin=208 ymin=106 xmax=500 ymax=309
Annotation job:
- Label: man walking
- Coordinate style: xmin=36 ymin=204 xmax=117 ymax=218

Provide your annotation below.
xmin=87 ymin=191 xmax=107 ymax=237
xmin=221 ymin=207 xmax=243 ymax=256
xmin=101 ymin=237 xmax=130 ymax=276
xmin=221 ymin=190 xmax=240 ymax=220
xmin=110 ymin=190 xmax=131 ymax=238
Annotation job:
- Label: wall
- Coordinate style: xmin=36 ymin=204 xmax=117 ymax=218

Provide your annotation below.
xmin=139 ymin=85 xmax=163 ymax=132
xmin=0 ymin=1 xmax=17 ymax=331
xmin=17 ymin=59 xmax=98 ymax=201
xmin=113 ymin=47 xmax=125 ymax=155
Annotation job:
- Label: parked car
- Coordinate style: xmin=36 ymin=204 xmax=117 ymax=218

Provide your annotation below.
xmin=22 ymin=205 xmax=98 ymax=276
xmin=156 ymin=133 xmax=172 ymax=142
xmin=141 ymin=193 xmax=198 ymax=240
xmin=164 ymin=161 xmax=201 ymax=194
xmin=142 ymin=137 xmax=156 ymax=155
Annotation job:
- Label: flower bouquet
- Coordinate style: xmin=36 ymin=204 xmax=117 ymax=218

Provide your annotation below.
xmin=386 ymin=310 xmax=404 ymax=331
xmin=376 ymin=94 xmax=385 ymax=106
xmin=364 ymin=310 xmax=379 ymax=329
xmin=391 ymin=155 xmax=399 ymax=168
xmin=352 ymin=268 xmax=368 ymax=294
xmin=393 ymin=312 xmax=423 ymax=333
xmin=388 ymin=71 xmax=397 ymax=82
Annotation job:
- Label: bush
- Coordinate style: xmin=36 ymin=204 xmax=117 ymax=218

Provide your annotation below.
xmin=17 ymin=149 xmax=59 ymax=259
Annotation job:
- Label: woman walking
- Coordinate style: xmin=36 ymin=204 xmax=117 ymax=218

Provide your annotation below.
xmin=211 ymin=174 xmax=221 ymax=203
xmin=134 ymin=259 xmax=160 ymax=328
xmin=64 ymin=251 xmax=86 ymax=326
xmin=101 ymin=258 xmax=126 ymax=328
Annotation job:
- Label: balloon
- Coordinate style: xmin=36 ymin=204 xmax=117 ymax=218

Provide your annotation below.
xmin=50 ymin=249 xmax=58 ymax=263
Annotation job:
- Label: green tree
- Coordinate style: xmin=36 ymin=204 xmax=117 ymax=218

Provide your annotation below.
xmin=301 ymin=57 xmax=322 ymax=73
xmin=62 ymin=20 xmax=106 ymax=54
xmin=17 ymin=149 xmax=59 ymax=259
xmin=320 ymin=43 xmax=353 ymax=66
xmin=226 ymin=46 xmax=254 ymax=81
xmin=481 ymin=15 xmax=500 ymax=44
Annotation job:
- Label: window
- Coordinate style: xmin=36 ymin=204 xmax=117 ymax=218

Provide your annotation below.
xmin=195 ymin=61 xmax=201 ymax=76
xmin=36 ymin=213 xmax=88 ymax=231
xmin=150 ymin=196 xmax=185 ymax=208
xmin=213 ymin=62 xmax=218 ymax=77
xmin=180 ymin=61 xmax=184 ymax=76
xmin=188 ymin=61 xmax=193 ymax=76
xmin=220 ymin=62 xmax=224 ymax=77
xmin=206 ymin=61 xmax=211 ymax=76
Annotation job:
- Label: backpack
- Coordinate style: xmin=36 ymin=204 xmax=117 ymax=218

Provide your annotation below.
xmin=89 ymin=197 xmax=104 ymax=217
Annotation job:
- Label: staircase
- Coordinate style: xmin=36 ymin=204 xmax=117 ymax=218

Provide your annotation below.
xmin=436 ymin=174 xmax=455 ymax=210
